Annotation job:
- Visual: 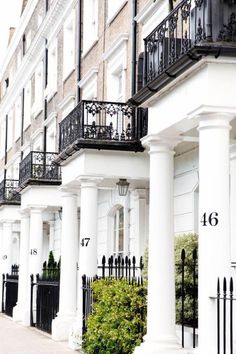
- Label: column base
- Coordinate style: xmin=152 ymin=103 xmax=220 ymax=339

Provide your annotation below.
xmin=51 ymin=314 xmax=77 ymax=341
xmin=12 ymin=304 xmax=30 ymax=326
xmin=68 ymin=322 xmax=83 ymax=350
xmin=134 ymin=337 xmax=190 ymax=354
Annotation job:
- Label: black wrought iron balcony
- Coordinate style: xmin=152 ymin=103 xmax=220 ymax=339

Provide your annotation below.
xmin=131 ymin=0 xmax=236 ymax=104
xmin=19 ymin=151 xmax=61 ymax=189
xmin=0 ymin=179 xmax=21 ymax=205
xmin=57 ymin=100 xmax=148 ymax=162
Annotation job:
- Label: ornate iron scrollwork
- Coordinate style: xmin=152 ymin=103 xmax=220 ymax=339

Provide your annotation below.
xmin=218 ymin=12 xmax=236 ymax=41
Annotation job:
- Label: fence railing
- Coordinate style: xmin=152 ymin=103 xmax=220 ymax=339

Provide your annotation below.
xmin=82 ymin=255 xmax=144 ymax=334
xmin=97 ymin=255 xmax=144 ymax=279
xmin=59 ymin=100 xmax=148 ymax=152
xmin=176 ymin=248 xmax=198 ymax=348
xmin=0 ymin=179 xmax=21 ymax=204
xmin=2 ymin=265 xmax=19 ymax=317
xmin=216 ymin=277 xmax=235 ymax=354
xmin=19 ymin=151 xmax=61 ymax=187
xmin=82 ymin=250 xmax=198 ymax=348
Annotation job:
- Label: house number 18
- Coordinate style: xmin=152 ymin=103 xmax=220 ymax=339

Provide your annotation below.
xmin=200 ymin=212 xmax=219 ymax=226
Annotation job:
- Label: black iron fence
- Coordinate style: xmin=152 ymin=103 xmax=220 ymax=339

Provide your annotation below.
xmin=0 ymin=179 xmax=21 ymax=204
xmin=143 ymin=0 xmax=236 ymax=87
xmin=176 ymin=248 xmax=198 ymax=348
xmin=30 ymin=260 xmax=60 ymax=334
xmin=216 ymin=277 xmax=235 ymax=354
xmin=19 ymin=151 xmax=61 ymax=188
xmin=82 ymin=251 xmax=198 ymax=348
xmin=59 ymin=100 xmax=148 ymax=152
xmin=2 ymin=265 xmax=19 ymax=317
xmin=82 ymin=255 xmax=144 ymax=335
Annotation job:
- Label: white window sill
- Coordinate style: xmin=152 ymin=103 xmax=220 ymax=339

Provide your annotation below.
xmin=82 ymin=38 xmax=98 ymax=58
xmin=23 ymin=121 xmax=31 ymax=131
xmin=106 ymin=1 xmax=128 ymax=26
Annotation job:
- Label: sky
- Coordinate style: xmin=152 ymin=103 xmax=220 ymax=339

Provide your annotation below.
xmin=0 ymin=0 xmax=22 ymax=69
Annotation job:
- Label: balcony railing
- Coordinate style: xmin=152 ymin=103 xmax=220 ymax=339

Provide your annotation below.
xmin=19 ymin=151 xmax=61 ymax=188
xmin=132 ymin=0 xmax=236 ymax=104
xmin=0 ymin=179 xmax=21 ymax=205
xmin=58 ymin=100 xmax=148 ymax=157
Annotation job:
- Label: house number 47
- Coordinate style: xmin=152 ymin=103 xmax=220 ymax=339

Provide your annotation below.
xmin=80 ymin=238 xmax=90 ymax=247
xmin=200 ymin=212 xmax=219 ymax=226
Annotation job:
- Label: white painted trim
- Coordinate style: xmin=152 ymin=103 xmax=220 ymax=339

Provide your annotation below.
xmin=57 ymin=95 xmax=75 ymax=110
xmin=44 ymin=112 xmax=58 ymax=127
xmin=135 ymin=0 xmax=164 ymax=24
xmin=30 ymin=128 xmax=44 ymax=142
xmin=78 ymin=68 xmax=98 ymax=88
xmin=103 ymin=33 xmax=129 ymax=61
xmin=106 ymin=0 xmax=128 ymax=25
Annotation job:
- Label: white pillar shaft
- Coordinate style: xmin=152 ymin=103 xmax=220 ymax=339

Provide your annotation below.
xmin=2 ymin=222 xmax=13 ymax=274
xmin=13 ymin=213 xmax=30 ymax=323
xmin=58 ymin=192 xmax=78 ymax=317
xmin=147 ymin=144 xmax=176 ymax=343
xmin=29 ymin=209 xmax=44 ymax=275
xmin=79 ymin=181 xmax=98 ymax=277
xmin=198 ymin=115 xmax=231 ymax=353
xmin=49 ymin=221 xmax=55 ymax=251
xmin=0 ymin=224 xmax=3 ymax=311
xmin=230 ymin=146 xmax=236 ymax=262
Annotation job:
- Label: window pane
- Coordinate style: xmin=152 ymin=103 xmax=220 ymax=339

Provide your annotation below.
xmin=118 ymin=229 xmax=124 ymax=252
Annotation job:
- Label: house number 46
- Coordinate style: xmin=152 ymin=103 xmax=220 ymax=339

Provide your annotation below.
xmin=200 ymin=212 xmax=219 ymax=227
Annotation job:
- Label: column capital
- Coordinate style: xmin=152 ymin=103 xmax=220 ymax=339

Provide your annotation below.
xmin=29 ymin=205 xmax=46 ymax=214
xmin=132 ymin=189 xmax=147 ymax=200
xmin=78 ymin=176 xmax=103 ymax=188
xmin=59 ymin=185 xmax=78 ymax=197
xmin=197 ymin=112 xmax=233 ymax=131
xmin=141 ymin=134 xmax=181 ymax=154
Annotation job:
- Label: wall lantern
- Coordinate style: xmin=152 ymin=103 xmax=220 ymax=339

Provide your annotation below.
xmin=116 ymin=178 xmax=130 ymax=196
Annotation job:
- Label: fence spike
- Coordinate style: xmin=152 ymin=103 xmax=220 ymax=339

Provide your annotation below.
xmin=230 ymin=277 xmax=233 ymax=293
xmin=192 ymin=248 xmax=197 ymax=260
xmin=181 ymin=249 xmax=185 ymax=260
xmin=223 ymin=277 xmax=227 ymax=293
xmin=217 ymin=277 xmax=220 ymax=294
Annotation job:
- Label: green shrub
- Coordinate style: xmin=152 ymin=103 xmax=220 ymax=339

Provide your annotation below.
xmin=83 ymin=278 xmax=147 ymax=354
xmin=175 ymin=233 xmax=198 ymax=325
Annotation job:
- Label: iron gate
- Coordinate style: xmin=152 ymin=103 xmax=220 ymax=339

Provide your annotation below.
xmin=30 ymin=261 xmax=60 ymax=334
xmin=2 ymin=265 xmax=19 ymax=317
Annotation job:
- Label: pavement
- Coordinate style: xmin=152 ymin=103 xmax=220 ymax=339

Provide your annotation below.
xmin=0 ymin=314 xmax=78 ymax=354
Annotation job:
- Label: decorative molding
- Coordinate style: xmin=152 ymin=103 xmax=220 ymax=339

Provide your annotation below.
xmin=43 ymin=111 xmax=57 ymax=127
xmin=135 ymin=0 xmax=165 ymax=24
xmin=57 ymin=95 xmax=75 ymax=110
xmin=78 ymin=68 xmax=98 ymax=88
xmin=103 ymin=33 xmax=129 ymax=61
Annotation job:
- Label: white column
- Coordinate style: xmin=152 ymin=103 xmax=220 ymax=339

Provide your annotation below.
xmin=230 ymin=144 xmax=236 ymax=263
xmin=29 ymin=207 xmax=44 ymax=275
xmin=13 ymin=211 xmax=30 ymax=324
xmin=2 ymin=221 xmax=13 ymax=274
xmin=69 ymin=178 xmax=100 ymax=350
xmin=79 ymin=178 xmax=100 ymax=277
xmin=198 ymin=114 xmax=232 ymax=354
xmin=133 ymin=189 xmax=147 ymax=259
xmin=52 ymin=189 xmax=78 ymax=341
xmin=135 ymin=136 xmax=181 ymax=354
xmin=0 ymin=224 xmax=4 ymax=311
xmin=49 ymin=220 xmax=55 ymax=251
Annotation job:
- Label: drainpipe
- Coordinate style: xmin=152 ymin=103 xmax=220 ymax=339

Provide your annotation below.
xmin=131 ymin=0 xmax=137 ymax=96
xmin=20 ymin=89 xmax=25 ymax=160
xmin=77 ymin=0 xmax=82 ymax=103
xmin=43 ymin=39 xmax=48 ymax=153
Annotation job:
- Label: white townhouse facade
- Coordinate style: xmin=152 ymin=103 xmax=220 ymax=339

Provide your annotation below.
xmin=0 ymin=0 xmax=236 ymax=353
